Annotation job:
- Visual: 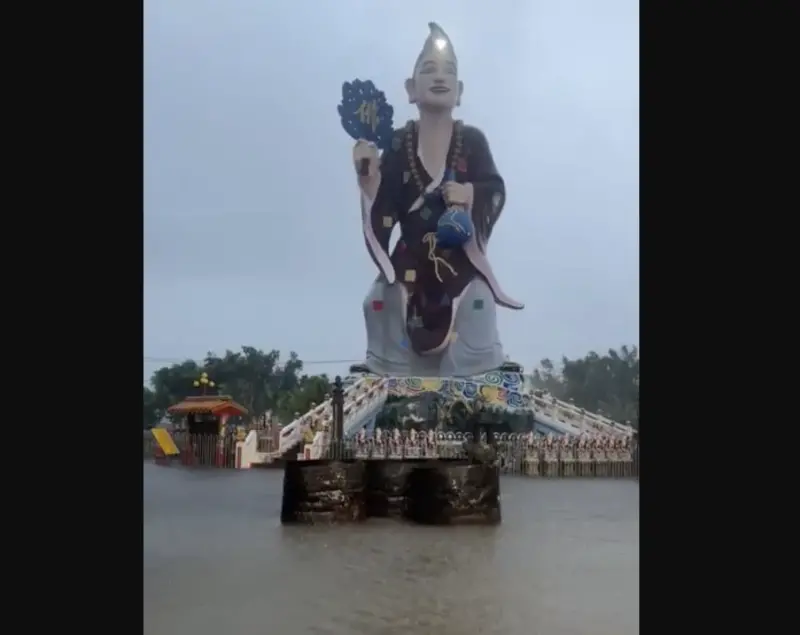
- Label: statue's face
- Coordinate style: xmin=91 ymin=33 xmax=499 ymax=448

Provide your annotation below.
xmin=406 ymin=44 xmax=462 ymax=111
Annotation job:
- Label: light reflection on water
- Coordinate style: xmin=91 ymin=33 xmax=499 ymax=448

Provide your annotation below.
xmin=144 ymin=464 xmax=638 ymax=635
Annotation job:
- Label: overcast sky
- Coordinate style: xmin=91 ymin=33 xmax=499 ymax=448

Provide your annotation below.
xmin=144 ymin=0 xmax=639 ymax=382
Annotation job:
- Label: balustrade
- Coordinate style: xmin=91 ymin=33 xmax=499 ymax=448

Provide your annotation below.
xmin=292 ymin=428 xmax=637 ymax=478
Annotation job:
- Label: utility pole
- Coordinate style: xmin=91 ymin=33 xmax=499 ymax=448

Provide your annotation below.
xmin=331 ymin=375 xmax=345 ymax=454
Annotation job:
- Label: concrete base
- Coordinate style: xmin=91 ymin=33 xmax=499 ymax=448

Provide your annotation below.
xmin=364 ymin=460 xmax=422 ymax=518
xmin=281 ymin=459 xmax=500 ymax=526
xmin=280 ymin=460 xmax=367 ymax=524
xmin=404 ymin=460 xmax=501 ymax=525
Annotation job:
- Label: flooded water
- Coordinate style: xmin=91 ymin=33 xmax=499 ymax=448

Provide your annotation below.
xmin=144 ymin=464 xmax=638 ymax=635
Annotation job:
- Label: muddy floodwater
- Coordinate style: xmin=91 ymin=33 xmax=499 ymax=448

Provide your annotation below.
xmin=144 ymin=464 xmax=638 ymax=635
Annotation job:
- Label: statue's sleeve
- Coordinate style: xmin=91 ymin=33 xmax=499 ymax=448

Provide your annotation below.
xmin=466 ymin=126 xmax=506 ymax=250
xmin=360 ymin=134 xmax=404 ymax=283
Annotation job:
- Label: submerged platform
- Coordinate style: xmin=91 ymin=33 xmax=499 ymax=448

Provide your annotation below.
xmin=280 ymin=458 xmax=500 ymax=525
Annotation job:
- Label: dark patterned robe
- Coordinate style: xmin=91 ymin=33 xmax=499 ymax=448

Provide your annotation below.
xmin=362 ymin=121 xmax=523 ymax=355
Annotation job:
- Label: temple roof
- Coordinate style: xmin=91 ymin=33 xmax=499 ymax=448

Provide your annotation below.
xmin=167 ymin=395 xmax=248 ymax=417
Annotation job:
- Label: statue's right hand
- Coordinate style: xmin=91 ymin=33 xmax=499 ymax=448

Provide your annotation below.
xmin=353 ymin=139 xmax=380 ymax=179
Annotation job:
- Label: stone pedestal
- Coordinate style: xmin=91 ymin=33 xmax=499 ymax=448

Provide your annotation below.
xmin=523 ymin=455 xmax=540 ymax=477
xmin=594 ymin=452 xmax=609 ymax=477
xmin=543 ymin=450 xmax=559 ymax=477
xmin=618 ymin=451 xmax=634 ymax=477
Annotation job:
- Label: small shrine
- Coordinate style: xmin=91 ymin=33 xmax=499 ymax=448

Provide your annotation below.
xmin=166 ymin=372 xmax=248 ymax=466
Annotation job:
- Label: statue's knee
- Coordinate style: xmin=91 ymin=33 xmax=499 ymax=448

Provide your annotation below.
xmin=362 ymin=293 xmax=373 ymax=316
xmin=453 ymin=308 xmax=499 ymax=350
xmin=363 ymin=286 xmax=382 ymax=315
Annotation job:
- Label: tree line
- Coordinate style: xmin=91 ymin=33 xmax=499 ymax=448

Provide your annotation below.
xmin=531 ymin=345 xmax=639 ymax=427
xmin=143 ymin=345 xmax=639 ymax=430
xmin=143 ymin=347 xmax=330 ymax=429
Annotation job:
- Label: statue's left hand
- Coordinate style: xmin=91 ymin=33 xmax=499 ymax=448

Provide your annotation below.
xmin=443 ymin=182 xmax=474 ymax=208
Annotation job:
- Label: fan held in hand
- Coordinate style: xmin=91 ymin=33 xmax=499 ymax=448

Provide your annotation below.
xmin=338 ymin=79 xmax=395 ymax=175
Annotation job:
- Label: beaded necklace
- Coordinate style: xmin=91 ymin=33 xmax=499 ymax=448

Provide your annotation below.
xmin=404 ymin=119 xmax=464 ymax=200
xmin=402 ymin=119 xmax=463 ymax=284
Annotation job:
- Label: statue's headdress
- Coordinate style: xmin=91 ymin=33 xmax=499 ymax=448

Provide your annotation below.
xmin=414 ymin=22 xmax=457 ymax=73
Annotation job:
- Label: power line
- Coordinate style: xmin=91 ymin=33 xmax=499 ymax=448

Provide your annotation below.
xmin=143 ymin=356 xmax=360 ymax=366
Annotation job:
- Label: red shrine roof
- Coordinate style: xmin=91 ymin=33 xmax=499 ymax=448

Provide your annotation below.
xmin=167 ymin=395 xmax=248 ymax=417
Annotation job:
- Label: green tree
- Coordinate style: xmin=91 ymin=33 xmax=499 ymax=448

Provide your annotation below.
xmin=143 ymin=386 xmax=160 ymax=429
xmin=532 ymin=345 xmax=639 ymax=425
xmin=143 ymin=344 xmax=640 ymax=431
xmin=149 ymin=359 xmax=202 ymax=422
xmin=274 ymin=374 xmax=331 ymax=421
xmin=144 ymin=347 xmax=329 ymax=427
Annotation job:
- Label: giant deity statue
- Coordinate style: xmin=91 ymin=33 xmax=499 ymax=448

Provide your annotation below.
xmin=350 ymin=23 xmax=524 ymax=378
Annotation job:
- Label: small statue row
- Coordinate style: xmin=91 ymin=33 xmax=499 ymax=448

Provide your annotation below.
xmin=524 ymin=434 xmax=635 ymax=477
xmin=354 ymin=428 xmax=440 ymax=459
xmin=350 ymin=429 xmax=635 ymax=471
xmin=353 ymin=427 xmax=516 ymax=459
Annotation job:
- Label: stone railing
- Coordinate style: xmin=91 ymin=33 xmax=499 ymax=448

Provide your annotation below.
xmin=278 ymin=378 xmax=388 ymax=455
xmin=342 ymin=378 xmax=389 ymax=435
xmin=532 ymin=393 xmax=633 ymax=437
xmin=301 ymin=429 xmax=631 ymax=456
xmin=299 ymin=380 xmax=389 ymax=459
xmin=295 ymin=430 xmax=638 ymax=477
